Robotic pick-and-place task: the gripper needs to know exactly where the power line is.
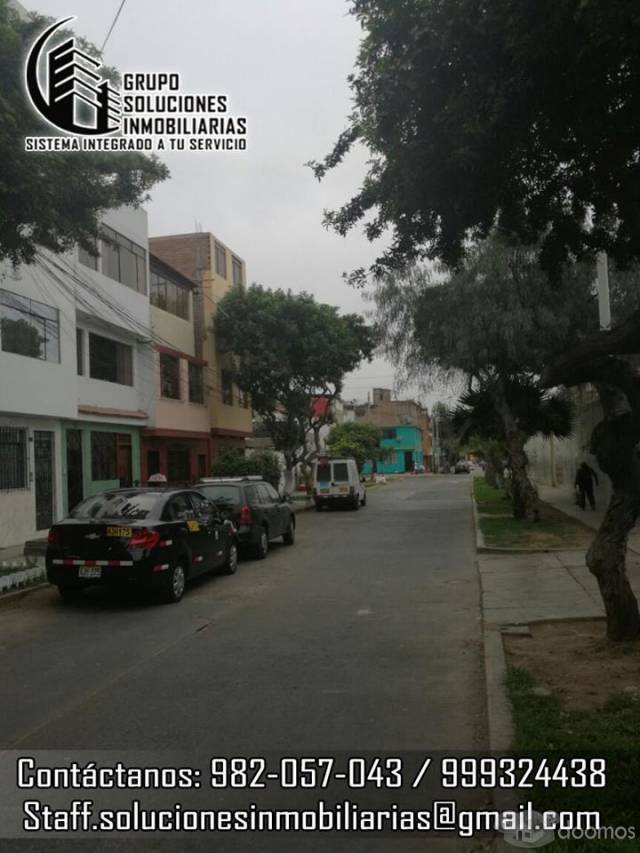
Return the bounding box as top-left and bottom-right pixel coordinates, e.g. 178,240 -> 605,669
100,0 -> 127,53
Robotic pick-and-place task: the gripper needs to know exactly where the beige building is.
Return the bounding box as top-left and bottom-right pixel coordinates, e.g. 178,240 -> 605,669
149,232 -> 253,458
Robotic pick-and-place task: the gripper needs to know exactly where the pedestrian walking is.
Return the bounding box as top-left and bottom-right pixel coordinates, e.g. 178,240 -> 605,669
575,461 -> 598,510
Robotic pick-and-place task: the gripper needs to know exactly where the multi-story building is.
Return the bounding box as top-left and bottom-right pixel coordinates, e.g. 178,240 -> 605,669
0,207 -> 154,548
140,253 -> 211,483
356,388 -> 432,473
149,232 -> 253,459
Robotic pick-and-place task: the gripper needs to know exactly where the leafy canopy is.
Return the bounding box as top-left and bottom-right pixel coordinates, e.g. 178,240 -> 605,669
310,0 -> 640,280
0,1 -> 168,265
209,448 -> 282,490
215,285 -> 375,464
326,421 -> 390,472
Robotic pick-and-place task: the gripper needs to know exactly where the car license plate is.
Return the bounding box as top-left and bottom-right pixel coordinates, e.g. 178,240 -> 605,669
106,526 -> 132,538
338,486 -> 349,493
78,566 -> 101,579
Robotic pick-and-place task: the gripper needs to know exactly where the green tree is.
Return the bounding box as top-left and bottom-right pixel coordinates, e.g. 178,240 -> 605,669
210,448 -> 282,490
215,285 -> 375,485
451,381 -> 574,515
326,421 -> 391,474
310,0 -> 640,281
0,2 -> 168,265
374,234 -> 594,519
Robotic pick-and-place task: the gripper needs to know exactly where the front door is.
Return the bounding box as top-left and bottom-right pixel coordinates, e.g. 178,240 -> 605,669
404,450 -> 414,472
117,434 -> 132,487
34,430 -> 55,530
66,429 -> 83,514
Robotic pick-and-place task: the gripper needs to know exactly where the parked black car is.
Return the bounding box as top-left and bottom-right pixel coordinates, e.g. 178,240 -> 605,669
46,488 -> 238,604
195,477 -> 295,559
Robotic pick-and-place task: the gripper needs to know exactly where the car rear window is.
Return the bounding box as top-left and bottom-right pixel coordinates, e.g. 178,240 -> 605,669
70,492 -> 163,520
316,463 -> 331,482
198,485 -> 242,507
332,462 -> 349,482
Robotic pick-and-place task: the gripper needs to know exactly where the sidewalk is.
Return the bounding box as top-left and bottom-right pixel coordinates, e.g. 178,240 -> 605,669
537,482 -> 640,556
480,484 -> 640,626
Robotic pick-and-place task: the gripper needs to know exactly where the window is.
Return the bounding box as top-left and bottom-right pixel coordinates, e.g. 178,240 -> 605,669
76,329 -> 84,375
238,388 -> 250,409
100,225 -> 147,294
264,483 -> 280,502
215,241 -> 227,278
188,362 -> 204,403
71,491 -> 163,520
91,432 -> 117,480
0,290 -> 59,363
221,369 -> 234,405
89,333 -> 133,385
198,484 -> 242,509
150,270 -> 190,320
168,447 -> 190,482
257,484 -> 271,504
78,240 -> 99,271
160,353 -> 181,399
189,492 -> 215,519
164,492 -> 192,521
245,485 -> 261,507
0,427 -> 27,490
232,256 -> 243,287
316,462 -> 331,483
382,428 -> 397,440
332,462 -> 349,482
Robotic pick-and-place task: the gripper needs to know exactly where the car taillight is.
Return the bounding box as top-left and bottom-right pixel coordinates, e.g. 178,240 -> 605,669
239,505 -> 252,525
129,528 -> 161,549
47,527 -> 60,545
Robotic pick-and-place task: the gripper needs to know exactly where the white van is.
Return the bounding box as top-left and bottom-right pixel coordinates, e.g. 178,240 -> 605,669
312,457 -> 366,511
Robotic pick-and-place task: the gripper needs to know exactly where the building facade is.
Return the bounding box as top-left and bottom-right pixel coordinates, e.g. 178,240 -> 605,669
141,253 -> 212,483
0,207 -> 154,548
149,232 -> 253,459
356,388 -> 431,473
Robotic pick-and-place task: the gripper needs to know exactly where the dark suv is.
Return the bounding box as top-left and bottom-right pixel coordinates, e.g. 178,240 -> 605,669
195,477 -> 295,559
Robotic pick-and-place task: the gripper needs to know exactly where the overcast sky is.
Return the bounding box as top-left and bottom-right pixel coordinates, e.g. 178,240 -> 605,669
28,0 -> 457,409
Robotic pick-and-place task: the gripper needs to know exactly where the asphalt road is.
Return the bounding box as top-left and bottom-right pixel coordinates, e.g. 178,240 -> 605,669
0,475 -> 488,852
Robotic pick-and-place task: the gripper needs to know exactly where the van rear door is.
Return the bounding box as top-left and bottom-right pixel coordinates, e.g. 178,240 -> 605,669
330,461 -> 351,497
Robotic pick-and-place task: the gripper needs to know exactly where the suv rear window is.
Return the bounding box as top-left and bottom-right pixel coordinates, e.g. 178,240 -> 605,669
198,485 -> 242,508
332,462 -> 349,482
316,463 -> 331,482
71,491 -> 163,520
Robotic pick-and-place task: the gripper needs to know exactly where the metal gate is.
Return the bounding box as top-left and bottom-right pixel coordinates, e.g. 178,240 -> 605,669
34,430 -> 55,530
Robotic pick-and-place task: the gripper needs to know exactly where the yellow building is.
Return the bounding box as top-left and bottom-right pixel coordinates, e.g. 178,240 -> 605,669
149,232 -> 253,458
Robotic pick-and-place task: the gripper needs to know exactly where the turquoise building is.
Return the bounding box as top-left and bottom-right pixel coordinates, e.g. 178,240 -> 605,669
363,425 -> 424,474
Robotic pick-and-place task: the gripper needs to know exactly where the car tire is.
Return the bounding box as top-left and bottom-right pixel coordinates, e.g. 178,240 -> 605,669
254,527 -> 269,560
361,492 -> 367,507
221,542 -> 238,575
351,495 -> 360,511
282,518 -> 295,545
57,585 -> 82,603
161,562 -> 186,603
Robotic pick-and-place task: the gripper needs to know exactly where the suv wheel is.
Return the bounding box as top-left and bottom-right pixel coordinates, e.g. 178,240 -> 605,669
161,563 -> 186,603
351,495 -> 360,511
283,518 -> 295,545
222,542 -> 238,575
254,528 -> 269,560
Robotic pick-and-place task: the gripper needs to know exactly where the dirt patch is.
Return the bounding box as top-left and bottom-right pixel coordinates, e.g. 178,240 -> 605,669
504,619 -> 640,710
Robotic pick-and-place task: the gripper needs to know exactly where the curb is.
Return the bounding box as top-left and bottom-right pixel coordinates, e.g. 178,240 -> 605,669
0,582 -> 49,609
483,626 -> 515,753
477,545 -> 585,555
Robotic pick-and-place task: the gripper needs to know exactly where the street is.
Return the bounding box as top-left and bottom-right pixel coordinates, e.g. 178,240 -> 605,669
0,476 -> 487,851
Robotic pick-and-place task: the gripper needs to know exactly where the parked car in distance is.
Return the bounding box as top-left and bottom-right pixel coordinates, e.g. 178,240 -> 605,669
195,477 -> 295,560
46,488 -> 238,604
454,460 -> 471,474
312,457 -> 366,511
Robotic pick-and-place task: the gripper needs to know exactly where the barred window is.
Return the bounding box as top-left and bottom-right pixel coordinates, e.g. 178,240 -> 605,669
0,427 -> 28,490
0,290 -> 60,363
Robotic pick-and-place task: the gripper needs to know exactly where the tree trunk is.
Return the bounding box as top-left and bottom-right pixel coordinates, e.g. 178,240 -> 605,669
493,380 -> 539,521
585,380 -> 640,641
586,490 -> 640,641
